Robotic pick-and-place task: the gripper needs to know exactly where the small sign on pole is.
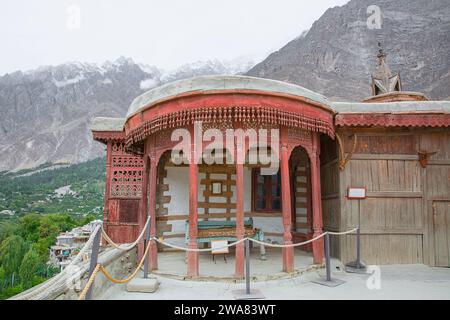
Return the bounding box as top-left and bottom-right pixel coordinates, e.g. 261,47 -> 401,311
211,240 -> 229,254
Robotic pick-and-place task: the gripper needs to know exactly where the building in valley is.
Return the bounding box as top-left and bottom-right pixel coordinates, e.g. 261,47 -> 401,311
91,50 -> 450,277
49,220 -> 102,270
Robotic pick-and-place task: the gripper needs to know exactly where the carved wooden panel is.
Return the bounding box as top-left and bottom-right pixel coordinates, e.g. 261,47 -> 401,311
110,141 -> 144,198
288,127 -> 312,152
118,199 -> 140,223
349,135 -> 416,154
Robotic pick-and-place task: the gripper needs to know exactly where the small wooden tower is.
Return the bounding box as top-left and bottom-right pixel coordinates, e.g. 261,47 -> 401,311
371,43 -> 402,95
363,44 -> 428,103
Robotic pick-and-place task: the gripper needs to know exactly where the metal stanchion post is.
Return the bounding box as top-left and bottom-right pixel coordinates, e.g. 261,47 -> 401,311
245,238 -> 250,295
127,218 -> 160,294
345,226 -> 366,273
86,227 -> 101,300
356,227 -> 361,270
311,232 -> 345,287
325,233 -> 331,282
232,238 -> 264,300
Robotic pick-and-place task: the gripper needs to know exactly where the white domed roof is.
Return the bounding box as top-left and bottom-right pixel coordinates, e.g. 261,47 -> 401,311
126,75 -> 331,119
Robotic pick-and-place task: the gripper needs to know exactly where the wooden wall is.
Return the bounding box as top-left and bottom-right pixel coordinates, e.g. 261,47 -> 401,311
320,135 -> 341,258
334,128 -> 450,266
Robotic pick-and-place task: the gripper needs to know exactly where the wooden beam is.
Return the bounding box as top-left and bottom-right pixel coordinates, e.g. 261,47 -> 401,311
351,154 -> 418,161
155,211 -> 284,221
366,191 -> 423,198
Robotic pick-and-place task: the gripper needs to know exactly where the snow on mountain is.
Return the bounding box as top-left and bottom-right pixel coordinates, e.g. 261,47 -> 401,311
0,56 -> 256,171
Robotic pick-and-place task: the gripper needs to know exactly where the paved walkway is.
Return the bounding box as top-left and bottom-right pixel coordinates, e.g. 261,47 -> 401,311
100,264 -> 450,300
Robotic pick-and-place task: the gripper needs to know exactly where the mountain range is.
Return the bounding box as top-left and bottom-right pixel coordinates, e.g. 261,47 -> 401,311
247,0 -> 450,101
1,0 -> 449,171
0,57 -> 256,171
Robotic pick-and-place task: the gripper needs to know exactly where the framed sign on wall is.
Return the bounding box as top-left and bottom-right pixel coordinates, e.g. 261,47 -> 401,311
347,187 -> 367,199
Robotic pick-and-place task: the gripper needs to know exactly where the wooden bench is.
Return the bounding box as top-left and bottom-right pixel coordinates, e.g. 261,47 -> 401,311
185,218 -> 266,260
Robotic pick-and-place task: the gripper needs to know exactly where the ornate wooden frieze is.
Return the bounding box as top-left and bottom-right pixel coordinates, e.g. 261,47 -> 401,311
335,113 -> 450,128
126,106 -> 335,150
92,131 -> 125,143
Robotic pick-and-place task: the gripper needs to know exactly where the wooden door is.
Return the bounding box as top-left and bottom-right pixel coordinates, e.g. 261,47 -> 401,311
433,201 -> 450,267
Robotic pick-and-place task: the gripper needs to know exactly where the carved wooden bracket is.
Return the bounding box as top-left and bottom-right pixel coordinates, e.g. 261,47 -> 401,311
335,132 -> 358,171
417,150 -> 437,168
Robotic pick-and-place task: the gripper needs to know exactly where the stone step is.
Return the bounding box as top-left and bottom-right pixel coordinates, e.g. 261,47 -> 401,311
126,277 -> 160,293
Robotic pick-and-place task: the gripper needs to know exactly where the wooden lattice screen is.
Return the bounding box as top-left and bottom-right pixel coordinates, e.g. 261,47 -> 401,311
110,141 -> 144,198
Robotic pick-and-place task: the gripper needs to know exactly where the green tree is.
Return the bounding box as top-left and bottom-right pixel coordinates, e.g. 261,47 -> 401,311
18,213 -> 41,242
0,235 -> 28,286
19,248 -> 41,289
0,221 -> 17,243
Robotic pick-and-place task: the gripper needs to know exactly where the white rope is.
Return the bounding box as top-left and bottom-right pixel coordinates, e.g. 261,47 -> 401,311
102,216 -> 151,251
248,231 -> 327,248
153,237 -> 247,252
13,224 -> 359,300
152,227 -> 359,251
327,228 -> 358,235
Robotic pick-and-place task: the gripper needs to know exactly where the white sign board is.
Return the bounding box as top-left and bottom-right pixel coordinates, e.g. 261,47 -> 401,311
211,240 -> 229,254
347,187 -> 366,199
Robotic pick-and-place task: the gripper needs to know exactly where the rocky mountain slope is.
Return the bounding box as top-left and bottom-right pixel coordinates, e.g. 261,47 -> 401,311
247,0 -> 450,101
0,57 -> 255,171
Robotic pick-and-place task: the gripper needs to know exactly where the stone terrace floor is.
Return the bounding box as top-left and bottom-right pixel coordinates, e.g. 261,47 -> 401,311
100,264 -> 450,300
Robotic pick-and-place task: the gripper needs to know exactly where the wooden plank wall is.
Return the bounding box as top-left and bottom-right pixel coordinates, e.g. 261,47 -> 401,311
337,128 -> 450,266
320,135 -> 341,258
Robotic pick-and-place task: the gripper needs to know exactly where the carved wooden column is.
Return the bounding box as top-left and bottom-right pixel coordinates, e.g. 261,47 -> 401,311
310,132 -> 324,264
235,139 -> 245,278
280,127 -> 294,272
103,141 -> 112,237
137,153 -> 149,260
187,134 -> 199,277
148,153 -> 158,270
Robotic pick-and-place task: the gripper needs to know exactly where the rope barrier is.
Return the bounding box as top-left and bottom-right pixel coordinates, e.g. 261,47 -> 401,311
101,216 -> 151,251
78,264 -> 101,300
248,232 -> 327,248
24,224 -> 360,300
98,239 -> 152,284
327,227 -> 358,235
78,237 -> 153,299
153,237 -> 247,252
151,228 -> 359,251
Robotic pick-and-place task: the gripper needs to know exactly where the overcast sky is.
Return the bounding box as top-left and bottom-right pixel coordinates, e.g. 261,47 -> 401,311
0,0 -> 349,75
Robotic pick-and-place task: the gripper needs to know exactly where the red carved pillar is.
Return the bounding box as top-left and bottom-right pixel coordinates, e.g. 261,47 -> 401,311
187,136 -> 199,277
233,121 -> 245,278
103,141 -> 112,239
235,148 -> 245,278
310,132 -> 324,264
148,155 -> 158,270
280,127 -> 294,272
137,154 -> 149,260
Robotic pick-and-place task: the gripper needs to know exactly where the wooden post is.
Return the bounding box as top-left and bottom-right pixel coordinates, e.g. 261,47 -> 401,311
280,128 -> 294,272
103,142 -> 112,238
187,138 -> 199,277
137,155 -> 149,260
86,225 -> 101,300
148,155 -> 158,270
310,132 -> 324,264
235,157 -> 245,278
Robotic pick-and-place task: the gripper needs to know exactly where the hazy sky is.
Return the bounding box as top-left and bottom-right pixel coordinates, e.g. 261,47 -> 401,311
0,0 -> 349,75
